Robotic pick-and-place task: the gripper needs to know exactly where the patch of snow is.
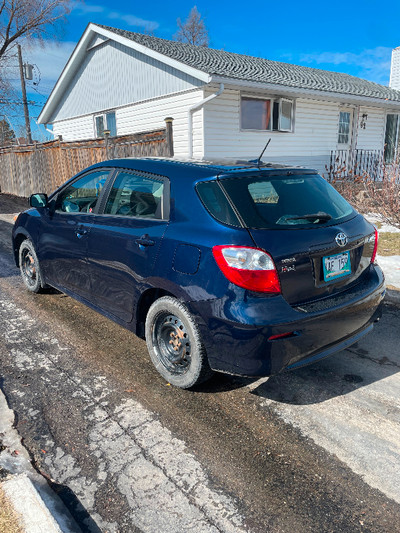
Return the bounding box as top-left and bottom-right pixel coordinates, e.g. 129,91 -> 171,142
377,255 -> 400,288
364,213 -> 400,233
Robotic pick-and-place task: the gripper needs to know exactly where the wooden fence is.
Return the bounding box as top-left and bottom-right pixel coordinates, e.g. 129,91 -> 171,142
0,127 -> 173,197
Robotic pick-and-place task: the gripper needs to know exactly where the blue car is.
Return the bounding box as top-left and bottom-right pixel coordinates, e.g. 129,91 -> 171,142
12,158 -> 385,388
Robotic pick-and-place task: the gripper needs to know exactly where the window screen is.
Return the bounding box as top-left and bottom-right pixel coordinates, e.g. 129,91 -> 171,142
384,114 -> 399,163
95,116 -> 104,138
106,112 -> 117,136
338,111 -> 351,144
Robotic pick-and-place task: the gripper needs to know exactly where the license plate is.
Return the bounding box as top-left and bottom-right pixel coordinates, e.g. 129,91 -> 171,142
323,251 -> 351,281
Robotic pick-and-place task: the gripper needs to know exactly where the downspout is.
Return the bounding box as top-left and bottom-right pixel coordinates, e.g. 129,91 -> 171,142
39,121 -> 56,138
188,83 -> 224,159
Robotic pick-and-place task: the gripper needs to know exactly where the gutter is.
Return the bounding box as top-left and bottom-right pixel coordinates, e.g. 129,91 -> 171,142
210,76 -> 400,109
188,83 -> 224,159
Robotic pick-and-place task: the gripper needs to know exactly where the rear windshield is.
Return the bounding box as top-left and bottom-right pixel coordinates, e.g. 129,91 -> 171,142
196,174 -> 355,229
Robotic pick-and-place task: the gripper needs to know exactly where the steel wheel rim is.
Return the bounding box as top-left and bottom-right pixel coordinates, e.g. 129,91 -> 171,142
21,249 -> 37,287
153,313 -> 192,375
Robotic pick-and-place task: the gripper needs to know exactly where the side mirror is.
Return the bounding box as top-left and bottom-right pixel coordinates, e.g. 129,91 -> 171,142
30,193 -> 48,208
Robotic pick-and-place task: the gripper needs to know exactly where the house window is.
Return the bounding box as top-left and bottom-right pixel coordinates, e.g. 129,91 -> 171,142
241,97 -> 293,132
338,111 -> 351,144
384,114 -> 399,163
95,111 -> 117,137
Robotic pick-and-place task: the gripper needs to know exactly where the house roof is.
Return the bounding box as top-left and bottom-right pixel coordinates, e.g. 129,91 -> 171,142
98,24 -> 400,102
39,22 -> 400,125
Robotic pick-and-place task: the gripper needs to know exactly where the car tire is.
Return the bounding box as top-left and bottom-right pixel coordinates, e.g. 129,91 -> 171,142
145,296 -> 213,388
19,240 -> 45,293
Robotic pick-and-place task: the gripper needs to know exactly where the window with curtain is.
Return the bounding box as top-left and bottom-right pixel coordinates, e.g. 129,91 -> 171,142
241,97 -> 293,132
338,111 -> 351,144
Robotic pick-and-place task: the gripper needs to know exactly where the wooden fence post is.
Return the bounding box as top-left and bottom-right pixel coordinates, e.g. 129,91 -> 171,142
104,130 -> 110,159
164,117 -> 174,157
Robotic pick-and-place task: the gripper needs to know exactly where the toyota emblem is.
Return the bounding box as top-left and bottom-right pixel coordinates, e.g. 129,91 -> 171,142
335,232 -> 348,247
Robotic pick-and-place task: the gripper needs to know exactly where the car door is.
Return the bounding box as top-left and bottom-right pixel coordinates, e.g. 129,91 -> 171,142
37,169 -> 111,298
87,169 -> 170,323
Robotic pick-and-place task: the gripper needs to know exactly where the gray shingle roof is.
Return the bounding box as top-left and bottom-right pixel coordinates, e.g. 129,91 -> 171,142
98,24 -> 400,102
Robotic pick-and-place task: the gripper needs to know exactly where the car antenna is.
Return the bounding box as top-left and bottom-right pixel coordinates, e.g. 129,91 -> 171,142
249,138 -> 271,167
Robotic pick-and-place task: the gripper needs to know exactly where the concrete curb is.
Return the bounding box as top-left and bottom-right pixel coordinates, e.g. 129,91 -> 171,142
0,389 -> 81,533
2,474 -> 65,533
386,288 -> 400,307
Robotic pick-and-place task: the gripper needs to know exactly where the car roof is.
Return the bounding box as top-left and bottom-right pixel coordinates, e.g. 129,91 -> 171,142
89,157 -> 318,183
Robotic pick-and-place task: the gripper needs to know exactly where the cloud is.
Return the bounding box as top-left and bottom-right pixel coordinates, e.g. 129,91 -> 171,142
25,40 -> 76,83
72,2 -> 159,31
5,40 -> 76,98
297,47 -> 393,85
71,2 -> 105,14
107,11 -> 159,31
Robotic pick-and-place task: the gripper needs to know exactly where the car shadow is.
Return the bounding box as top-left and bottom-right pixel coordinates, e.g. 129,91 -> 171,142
197,306 -> 400,404
0,218 -> 18,278
47,480 -> 103,533
250,352 -> 398,405
0,193 -> 29,215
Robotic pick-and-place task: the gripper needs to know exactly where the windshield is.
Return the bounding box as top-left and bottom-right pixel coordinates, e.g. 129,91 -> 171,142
197,174 -> 355,229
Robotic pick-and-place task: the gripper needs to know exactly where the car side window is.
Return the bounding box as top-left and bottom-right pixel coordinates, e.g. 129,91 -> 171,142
55,171 -> 109,213
104,171 -> 164,219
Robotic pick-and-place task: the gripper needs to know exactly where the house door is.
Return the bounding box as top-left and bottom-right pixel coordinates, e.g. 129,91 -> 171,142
337,108 -> 354,149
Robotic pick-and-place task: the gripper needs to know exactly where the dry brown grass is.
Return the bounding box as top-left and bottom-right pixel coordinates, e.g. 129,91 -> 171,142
378,232 -> 400,256
0,485 -> 24,533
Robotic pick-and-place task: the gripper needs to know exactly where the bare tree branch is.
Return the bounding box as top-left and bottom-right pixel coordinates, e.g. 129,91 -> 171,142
174,6 -> 209,47
0,0 -> 71,59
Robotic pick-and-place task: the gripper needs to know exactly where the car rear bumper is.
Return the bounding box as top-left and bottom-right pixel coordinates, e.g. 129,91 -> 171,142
189,264 -> 386,377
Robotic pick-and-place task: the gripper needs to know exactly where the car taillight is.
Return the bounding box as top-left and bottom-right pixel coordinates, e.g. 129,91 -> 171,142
371,228 -> 379,264
212,245 -> 281,294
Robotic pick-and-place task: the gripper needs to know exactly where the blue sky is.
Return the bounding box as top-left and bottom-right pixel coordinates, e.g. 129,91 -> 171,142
7,0 -> 400,139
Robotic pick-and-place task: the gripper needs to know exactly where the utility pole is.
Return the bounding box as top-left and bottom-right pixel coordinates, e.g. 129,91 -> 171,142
18,44 -> 32,144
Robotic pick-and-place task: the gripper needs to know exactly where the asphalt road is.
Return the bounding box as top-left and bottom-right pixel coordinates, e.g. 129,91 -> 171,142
1,194 -> 400,533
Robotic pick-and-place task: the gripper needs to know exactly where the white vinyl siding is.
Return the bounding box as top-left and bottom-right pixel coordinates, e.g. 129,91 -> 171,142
356,106 -> 386,150
52,89 -> 205,158
52,115 -> 95,141
51,85 -> 389,167
203,90 -> 388,174
116,89 -> 205,158
49,36 -> 204,123
203,90 -> 340,174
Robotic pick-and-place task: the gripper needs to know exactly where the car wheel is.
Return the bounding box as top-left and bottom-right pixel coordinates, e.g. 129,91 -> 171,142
19,240 -> 44,293
145,296 -> 213,388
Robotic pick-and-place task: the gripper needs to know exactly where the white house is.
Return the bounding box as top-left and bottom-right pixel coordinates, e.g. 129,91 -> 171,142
38,23 -> 400,174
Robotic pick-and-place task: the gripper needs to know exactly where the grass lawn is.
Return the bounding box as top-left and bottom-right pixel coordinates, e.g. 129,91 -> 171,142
370,221 -> 400,256
378,232 -> 400,256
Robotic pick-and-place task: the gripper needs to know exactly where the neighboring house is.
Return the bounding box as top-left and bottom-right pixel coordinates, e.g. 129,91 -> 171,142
38,23 -> 400,174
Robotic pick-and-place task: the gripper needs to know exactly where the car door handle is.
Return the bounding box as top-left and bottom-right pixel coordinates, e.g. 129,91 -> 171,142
135,235 -> 155,247
75,227 -> 88,239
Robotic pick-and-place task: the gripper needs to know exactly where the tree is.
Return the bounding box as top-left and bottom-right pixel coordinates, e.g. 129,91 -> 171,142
0,0 -> 71,138
174,6 -> 209,47
0,118 -> 16,145
0,0 -> 71,61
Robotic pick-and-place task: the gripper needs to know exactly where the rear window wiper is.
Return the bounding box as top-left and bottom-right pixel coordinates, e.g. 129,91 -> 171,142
285,212 -> 332,222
